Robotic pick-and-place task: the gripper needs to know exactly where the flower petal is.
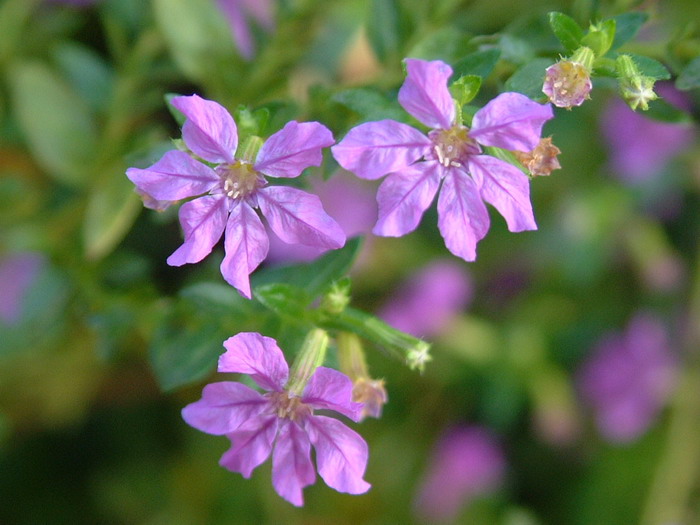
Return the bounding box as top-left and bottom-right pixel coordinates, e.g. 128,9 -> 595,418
257,186 -> 346,250
470,92 -> 554,151
437,170 -> 490,261
172,94 -> 237,164
272,420 -> 316,506
469,155 -> 537,232
398,59 -> 455,130
373,162 -> 442,237
302,367 -> 363,422
219,332 -> 289,391
167,195 -> 228,266
181,381 -> 268,435
331,120 -> 431,180
305,415 -> 371,495
220,202 -> 269,299
220,415 -> 278,477
254,121 -> 334,178
126,150 -> 220,201
216,0 -> 255,60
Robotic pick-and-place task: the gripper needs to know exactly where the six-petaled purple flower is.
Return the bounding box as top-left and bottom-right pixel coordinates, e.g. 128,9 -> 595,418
332,58 -> 554,261
182,332 -> 371,506
126,94 -> 345,298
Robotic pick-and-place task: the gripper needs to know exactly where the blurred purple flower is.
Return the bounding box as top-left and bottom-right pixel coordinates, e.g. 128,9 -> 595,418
602,84 -> 696,182
126,94 -> 344,298
379,260 -> 472,338
414,425 -> 506,523
578,313 -> 677,443
216,0 -> 274,60
333,59 -> 553,261
0,252 -> 44,324
266,171 -> 377,264
182,332 -> 371,506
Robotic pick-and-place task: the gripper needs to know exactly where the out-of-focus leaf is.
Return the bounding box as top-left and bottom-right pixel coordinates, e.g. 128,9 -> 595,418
366,0 -> 400,63
452,49 -> 501,80
153,0 -> 236,83
52,42 -> 114,113
254,283 -> 312,321
626,53 -> 671,80
149,317 -> 229,391
548,12 -> 584,53
333,88 -> 405,121
450,75 -> 482,107
252,237 -> 363,299
611,12 -> 648,50
9,61 -> 97,186
180,282 -> 252,317
406,27 -> 471,63
83,162 -> 141,260
676,56 -> 700,90
504,58 -> 551,99
0,0 -> 40,63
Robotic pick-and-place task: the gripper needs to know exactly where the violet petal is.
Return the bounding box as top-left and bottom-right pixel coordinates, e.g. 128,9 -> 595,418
302,367 -> 363,422
166,195 -> 228,266
220,415 -> 278,477
398,59 -> 455,130
255,121 -> 334,178
219,332 -> 289,392
271,420 -> 316,506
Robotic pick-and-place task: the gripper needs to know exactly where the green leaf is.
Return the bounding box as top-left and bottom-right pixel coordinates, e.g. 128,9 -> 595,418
254,283 -> 312,321
626,53 -> 671,80
406,27 -> 472,63
333,88 -> 405,121
452,49 -> 501,80
83,162 -> 141,260
611,12 -> 649,50
0,0 -> 40,64
450,75 -> 482,106
366,0 -> 400,63
676,56 -> 700,91
252,237 -> 363,299
504,58 -> 551,99
149,317 -> 228,391
153,0 -> 236,83
9,61 -> 97,186
548,12 -> 584,53
581,19 -> 616,57
52,42 -> 114,113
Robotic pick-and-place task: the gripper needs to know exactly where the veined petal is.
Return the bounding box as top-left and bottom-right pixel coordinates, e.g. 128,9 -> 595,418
167,195 -> 228,266
220,415 -> 278,478
331,120 -> 431,180
398,59 -> 455,130
272,420 -> 316,507
305,415 -> 371,495
172,94 -> 238,164
469,156 -> 537,232
181,382 -> 268,435
437,170 -> 490,261
470,92 -> 554,151
257,186 -> 345,250
373,162 -> 442,237
219,332 -> 289,392
126,150 -> 219,201
220,202 -> 269,299
302,367 -> 363,422
255,121 -> 334,178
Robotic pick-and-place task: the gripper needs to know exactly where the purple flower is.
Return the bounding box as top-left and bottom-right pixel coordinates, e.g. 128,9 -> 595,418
126,94 -> 344,298
0,252 -> 44,324
216,0 -> 274,60
578,313 -> 677,443
182,332 -> 371,506
379,259 -> 472,338
414,425 -> 506,523
602,84 -> 696,182
332,59 -> 553,261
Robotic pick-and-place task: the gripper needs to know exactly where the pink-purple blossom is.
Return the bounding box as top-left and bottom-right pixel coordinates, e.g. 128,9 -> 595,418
126,94 -> 344,298
578,313 -> 677,443
216,0 -> 274,60
332,59 -> 554,261
181,332 -> 371,506
542,60 -> 592,108
379,259 -> 472,338
414,425 -> 506,523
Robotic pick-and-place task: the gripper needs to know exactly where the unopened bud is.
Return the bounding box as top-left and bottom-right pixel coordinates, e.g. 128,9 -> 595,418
286,328 -> 329,396
337,332 -> 388,420
616,55 -> 658,111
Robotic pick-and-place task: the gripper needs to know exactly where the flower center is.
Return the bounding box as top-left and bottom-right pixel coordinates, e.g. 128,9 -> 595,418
217,161 -> 265,200
268,391 -> 313,422
428,126 -> 481,168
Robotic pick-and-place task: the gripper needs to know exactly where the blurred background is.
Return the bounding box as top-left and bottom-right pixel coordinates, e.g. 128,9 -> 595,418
1,0 -> 699,523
